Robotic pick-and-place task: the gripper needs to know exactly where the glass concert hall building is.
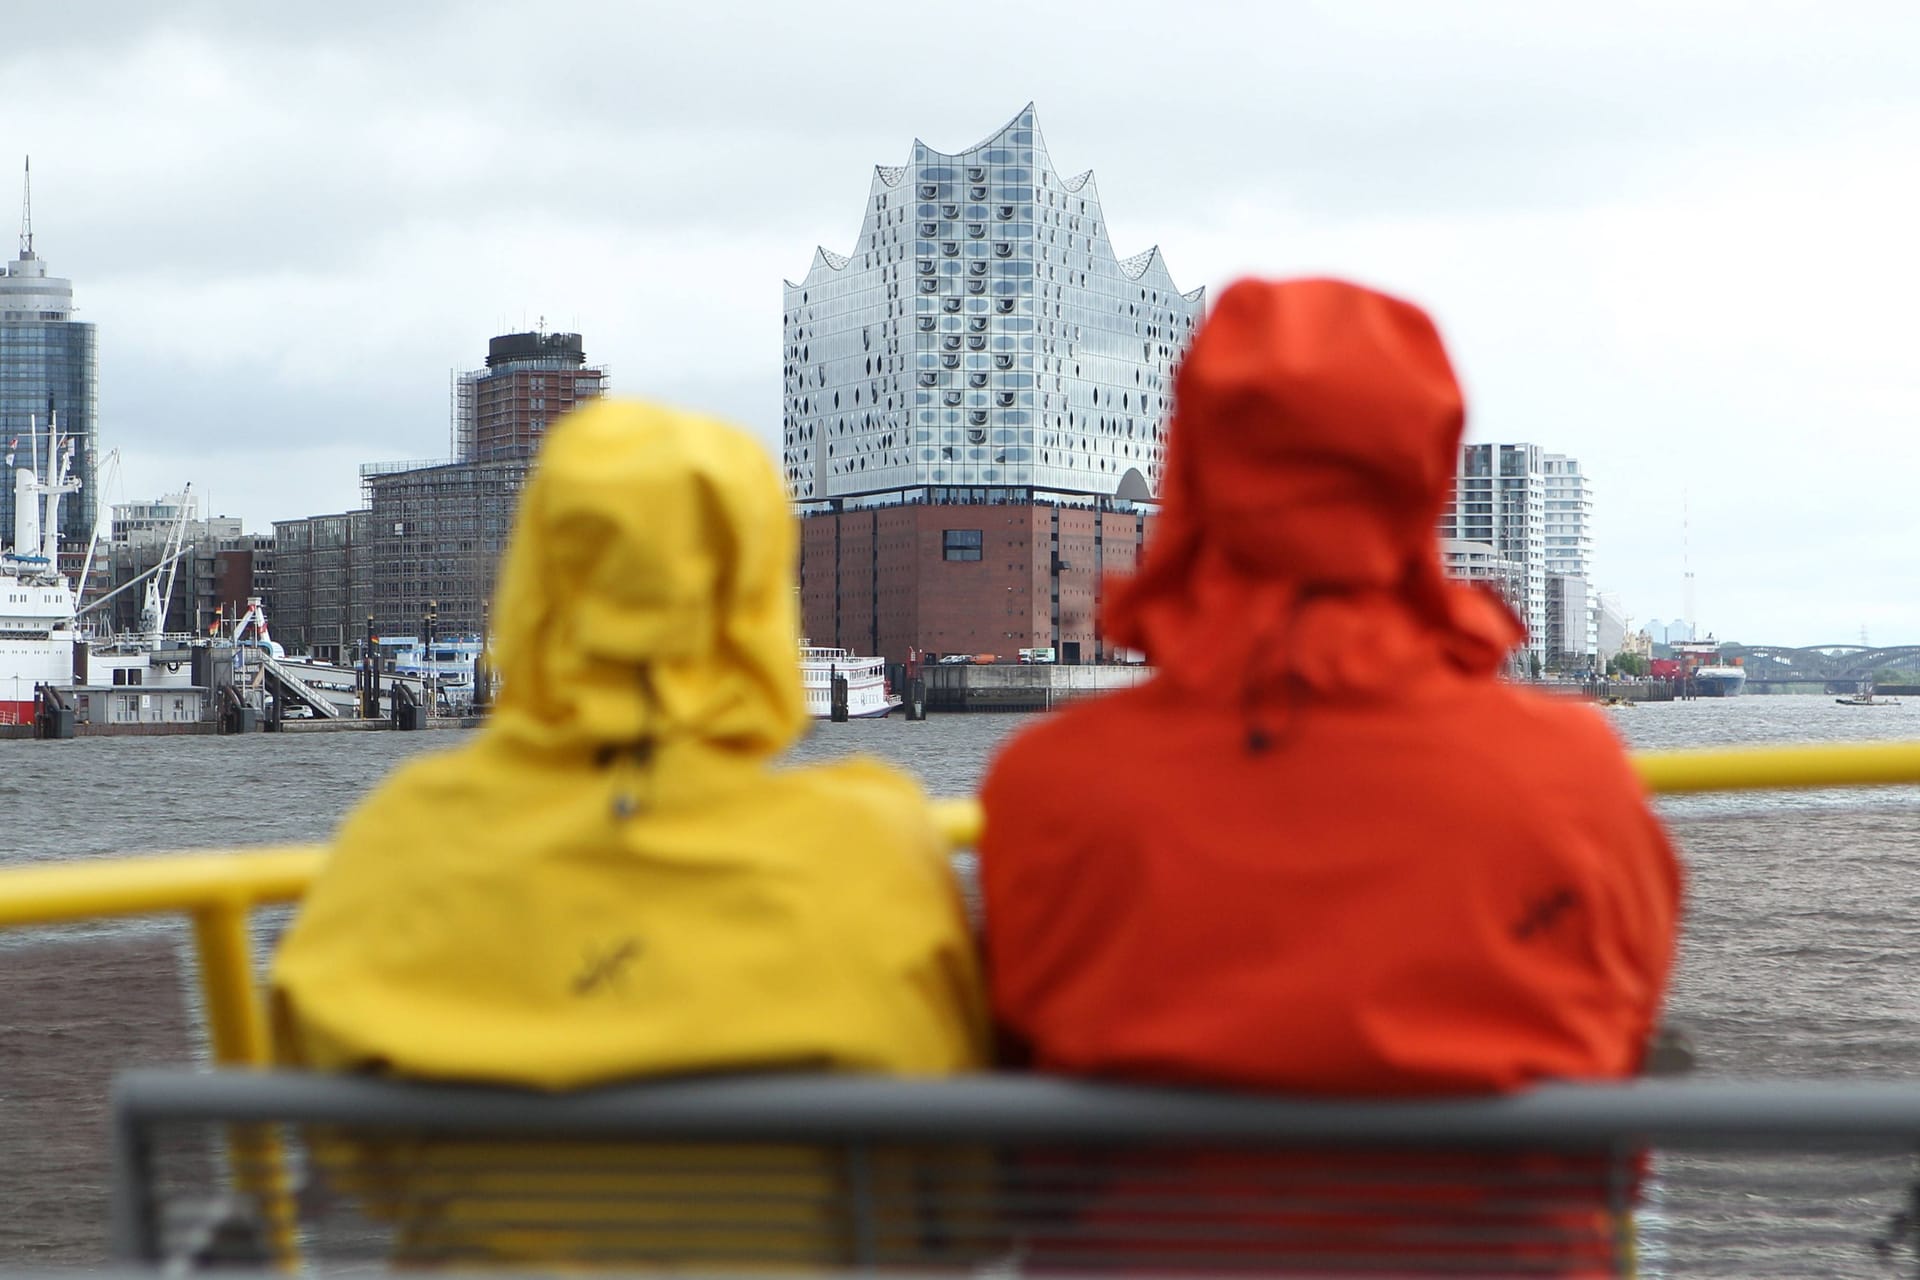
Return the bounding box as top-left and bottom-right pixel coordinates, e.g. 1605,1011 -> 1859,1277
784,105 -> 1203,663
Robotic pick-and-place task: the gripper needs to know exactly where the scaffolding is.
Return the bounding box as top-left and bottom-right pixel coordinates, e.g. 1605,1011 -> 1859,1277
449,368 -> 478,461
360,458 -> 530,641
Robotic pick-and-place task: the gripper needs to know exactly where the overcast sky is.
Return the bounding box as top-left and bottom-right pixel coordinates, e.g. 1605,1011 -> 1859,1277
4,1 -> 1915,646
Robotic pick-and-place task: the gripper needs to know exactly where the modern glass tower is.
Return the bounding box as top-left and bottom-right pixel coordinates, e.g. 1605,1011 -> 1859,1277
784,105 -> 1204,512
0,161 -> 97,546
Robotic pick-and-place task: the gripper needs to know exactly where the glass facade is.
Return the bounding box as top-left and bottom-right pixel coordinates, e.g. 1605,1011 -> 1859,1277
783,105 -> 1203,510
0,248 -> 98,547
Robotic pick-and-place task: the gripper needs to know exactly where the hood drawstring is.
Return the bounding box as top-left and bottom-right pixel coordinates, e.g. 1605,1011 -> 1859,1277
599,665 -> 661,820
1239,587 -> 1304,756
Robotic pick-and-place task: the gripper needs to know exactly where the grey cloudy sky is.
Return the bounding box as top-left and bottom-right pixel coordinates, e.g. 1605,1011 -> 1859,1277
4,1 -> 1915,646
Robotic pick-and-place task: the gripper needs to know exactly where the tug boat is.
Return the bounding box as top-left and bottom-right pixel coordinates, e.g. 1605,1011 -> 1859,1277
799,642 -> 899,719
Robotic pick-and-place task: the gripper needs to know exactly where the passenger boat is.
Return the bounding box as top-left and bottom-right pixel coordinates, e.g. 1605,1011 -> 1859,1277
799,641 -> 899,718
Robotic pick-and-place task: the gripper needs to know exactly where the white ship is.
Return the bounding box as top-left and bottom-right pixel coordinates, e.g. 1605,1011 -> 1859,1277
0,417 -> 80,724
800,643 -> 899,719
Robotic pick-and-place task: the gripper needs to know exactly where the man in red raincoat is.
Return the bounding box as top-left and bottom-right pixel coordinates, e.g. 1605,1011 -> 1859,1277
979,278 -> 1683,1271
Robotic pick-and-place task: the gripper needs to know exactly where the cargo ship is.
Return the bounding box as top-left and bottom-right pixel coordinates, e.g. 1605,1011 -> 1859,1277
0,418 -> 80,724
1675,640 -> 1745,697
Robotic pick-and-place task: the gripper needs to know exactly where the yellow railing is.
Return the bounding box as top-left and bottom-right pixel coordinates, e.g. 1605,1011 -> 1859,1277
5,741 -> 1920,1075
4,738 -> 1919,1268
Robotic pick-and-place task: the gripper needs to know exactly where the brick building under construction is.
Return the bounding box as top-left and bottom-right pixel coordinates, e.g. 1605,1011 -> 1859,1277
267,330 -> 605,655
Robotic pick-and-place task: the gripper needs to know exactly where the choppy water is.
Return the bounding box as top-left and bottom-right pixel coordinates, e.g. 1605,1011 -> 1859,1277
4,696 -> 1920,1271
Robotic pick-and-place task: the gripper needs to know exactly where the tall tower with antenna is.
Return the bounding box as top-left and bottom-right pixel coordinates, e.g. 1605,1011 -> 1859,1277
17,155 -> 31,260
1,157 -> 98,547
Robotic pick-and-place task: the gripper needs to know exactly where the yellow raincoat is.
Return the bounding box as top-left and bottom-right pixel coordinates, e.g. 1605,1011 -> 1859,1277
268,402 -> 990,1264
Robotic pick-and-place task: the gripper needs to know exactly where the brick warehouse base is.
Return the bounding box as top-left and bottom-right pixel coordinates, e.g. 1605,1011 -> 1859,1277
798,502 -> 1154,665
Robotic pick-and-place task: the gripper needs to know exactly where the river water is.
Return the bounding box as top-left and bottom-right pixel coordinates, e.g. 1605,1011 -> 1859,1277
4,695 -> 1920,1272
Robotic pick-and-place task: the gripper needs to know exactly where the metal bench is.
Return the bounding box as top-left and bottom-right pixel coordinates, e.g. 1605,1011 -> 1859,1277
111,1069 -> 1920,1275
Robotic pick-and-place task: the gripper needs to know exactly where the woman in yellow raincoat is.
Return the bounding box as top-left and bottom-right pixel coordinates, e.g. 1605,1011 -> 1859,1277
270,401 -> 989,1264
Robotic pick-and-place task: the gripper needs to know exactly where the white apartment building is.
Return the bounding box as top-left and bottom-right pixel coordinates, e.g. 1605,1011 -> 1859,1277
1543,453 -> 1597,664
1439,443 -> 1548,670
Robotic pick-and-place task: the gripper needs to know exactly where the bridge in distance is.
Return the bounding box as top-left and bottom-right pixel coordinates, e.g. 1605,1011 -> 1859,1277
1723,643 -> 1920,691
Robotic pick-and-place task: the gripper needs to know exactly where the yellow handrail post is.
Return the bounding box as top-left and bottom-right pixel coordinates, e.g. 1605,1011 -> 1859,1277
190,900 -> 271,1068
190,900 -> 298,1268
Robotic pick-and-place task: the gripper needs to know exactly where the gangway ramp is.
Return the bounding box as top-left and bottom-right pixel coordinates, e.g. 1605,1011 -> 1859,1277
260,657 -> 346,719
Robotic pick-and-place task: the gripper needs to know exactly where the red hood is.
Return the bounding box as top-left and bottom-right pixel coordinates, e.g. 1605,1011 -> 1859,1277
1107,278 -> 1522,701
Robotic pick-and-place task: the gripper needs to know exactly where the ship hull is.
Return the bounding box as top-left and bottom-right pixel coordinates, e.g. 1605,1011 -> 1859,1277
1693,671 -> 1747,697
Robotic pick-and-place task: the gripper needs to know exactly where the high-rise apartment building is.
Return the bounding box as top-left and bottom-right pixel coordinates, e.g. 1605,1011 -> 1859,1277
1439,443 -> 1548,670
1542,453 -> 1596,663
275,326 -> 605,656
451,330 -> 608,463
0,161 -> 97,545
785,106 -> 1203,661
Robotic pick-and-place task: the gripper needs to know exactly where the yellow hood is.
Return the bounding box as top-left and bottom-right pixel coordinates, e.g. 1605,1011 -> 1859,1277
489,399 -> 806,757
271,402 -> 986,1088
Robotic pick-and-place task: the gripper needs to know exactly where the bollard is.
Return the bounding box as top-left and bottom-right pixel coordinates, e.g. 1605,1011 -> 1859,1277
34,686 -> 75,740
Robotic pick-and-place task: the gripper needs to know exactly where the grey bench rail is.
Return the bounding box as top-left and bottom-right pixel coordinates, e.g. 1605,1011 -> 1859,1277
110,1070 -> 1920,1275
110,1068 -> 1920,1146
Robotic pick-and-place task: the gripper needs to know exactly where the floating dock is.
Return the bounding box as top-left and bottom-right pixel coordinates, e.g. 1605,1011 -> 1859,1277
923,664 -> 1152,713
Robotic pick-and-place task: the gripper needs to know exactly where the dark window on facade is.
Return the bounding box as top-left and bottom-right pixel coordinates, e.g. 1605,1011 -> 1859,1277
944,529 -> 983,561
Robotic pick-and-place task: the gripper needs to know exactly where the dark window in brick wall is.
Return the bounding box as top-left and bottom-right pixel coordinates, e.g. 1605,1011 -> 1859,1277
943,529 -> 983,562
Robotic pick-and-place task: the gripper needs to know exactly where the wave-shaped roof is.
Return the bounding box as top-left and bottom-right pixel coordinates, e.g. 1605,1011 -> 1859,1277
787,104 -> 1199,302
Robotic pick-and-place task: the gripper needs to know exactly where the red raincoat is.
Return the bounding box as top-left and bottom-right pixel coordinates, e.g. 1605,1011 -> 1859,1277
979,278 -> 1682,1271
